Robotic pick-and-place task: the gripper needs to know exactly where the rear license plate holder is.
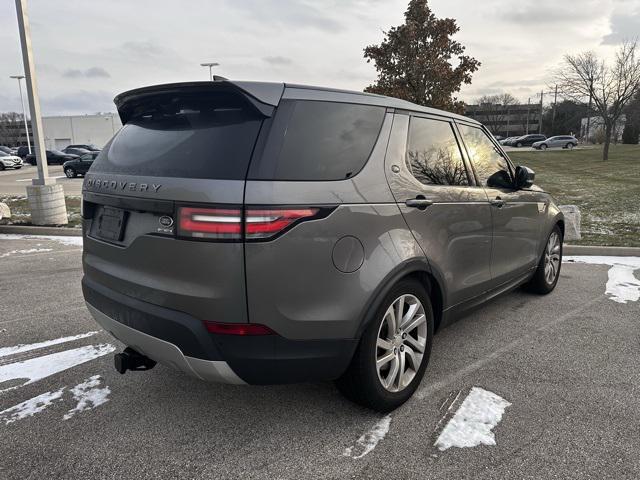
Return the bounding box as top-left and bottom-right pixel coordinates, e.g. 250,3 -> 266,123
96,206 -> 127,242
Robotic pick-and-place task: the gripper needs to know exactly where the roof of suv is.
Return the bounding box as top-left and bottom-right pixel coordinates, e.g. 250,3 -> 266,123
114,80 -> 480,126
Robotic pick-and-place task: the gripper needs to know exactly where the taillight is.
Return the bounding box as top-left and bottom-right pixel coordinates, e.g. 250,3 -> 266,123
203,321 -> 275,335
245,208 -> 318,240
178,207 -> 242,240
177,206 -> 322,241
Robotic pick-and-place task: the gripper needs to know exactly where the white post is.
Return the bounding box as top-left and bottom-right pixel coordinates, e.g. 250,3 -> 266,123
15,0 -> 67,225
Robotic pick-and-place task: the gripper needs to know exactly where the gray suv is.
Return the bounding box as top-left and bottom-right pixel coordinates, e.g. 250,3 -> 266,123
82,81 -> 564,412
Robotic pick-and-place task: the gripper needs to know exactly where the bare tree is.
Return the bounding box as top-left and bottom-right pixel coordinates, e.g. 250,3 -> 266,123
0,112 -> 26,146
553,41 -> 640,160
472,93 -> 518,135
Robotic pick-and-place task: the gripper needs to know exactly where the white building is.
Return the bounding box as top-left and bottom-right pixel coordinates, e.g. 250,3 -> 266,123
42,113 -> 122,150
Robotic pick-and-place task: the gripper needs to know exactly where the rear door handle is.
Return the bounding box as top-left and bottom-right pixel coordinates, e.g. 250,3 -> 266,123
405,197 -> 433,210
490,198 -> 506,208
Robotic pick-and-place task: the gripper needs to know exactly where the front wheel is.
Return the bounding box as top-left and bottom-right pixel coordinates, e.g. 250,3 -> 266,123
540,144 -> 548,150
525,225 -> 563,294
64,167 -> 76,178
336,278 -> 434,412
516,142 -> 523,148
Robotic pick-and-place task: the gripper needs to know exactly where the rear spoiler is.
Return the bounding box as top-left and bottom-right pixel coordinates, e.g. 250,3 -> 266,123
114,81 -> 284,124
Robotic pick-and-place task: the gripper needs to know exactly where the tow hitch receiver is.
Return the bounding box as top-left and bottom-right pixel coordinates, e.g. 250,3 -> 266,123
114,347 -> 157,374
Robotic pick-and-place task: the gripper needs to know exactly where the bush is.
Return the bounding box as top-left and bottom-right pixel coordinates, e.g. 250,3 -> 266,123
622,123 -> 639,144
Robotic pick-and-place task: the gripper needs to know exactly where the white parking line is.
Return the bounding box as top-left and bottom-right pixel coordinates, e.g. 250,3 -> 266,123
16,175 -> 67,182
343,415 -> 392,459
0,331 -> 98,358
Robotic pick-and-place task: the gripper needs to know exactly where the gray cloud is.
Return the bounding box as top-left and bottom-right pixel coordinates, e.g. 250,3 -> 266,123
62,67 -> 110,79
602,12 -> 640,44
263,56 -> 293,66
501,1 -> 600,24
41,90 -> 116,115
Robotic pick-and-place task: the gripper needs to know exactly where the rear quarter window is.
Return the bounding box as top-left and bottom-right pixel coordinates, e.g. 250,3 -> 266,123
249,100 -> 386,181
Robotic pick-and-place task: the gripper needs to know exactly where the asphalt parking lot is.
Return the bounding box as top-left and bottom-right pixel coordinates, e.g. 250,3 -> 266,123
0,164 -> 83,196
1,235 -> 639,479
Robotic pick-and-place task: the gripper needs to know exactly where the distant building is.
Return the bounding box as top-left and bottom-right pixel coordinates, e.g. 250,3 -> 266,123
0,113 -> 122,149
464,103 -> 541,137
580,115 -> 626,142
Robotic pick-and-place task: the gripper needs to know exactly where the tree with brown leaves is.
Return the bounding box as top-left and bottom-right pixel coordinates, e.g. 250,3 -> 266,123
363,0 -> 480,114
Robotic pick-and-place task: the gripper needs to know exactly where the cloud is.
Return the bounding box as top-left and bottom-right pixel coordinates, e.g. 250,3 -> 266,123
41,90 -> 116,115
501,1 -> 601,24
602,11 -> 640,44
62,67 -> 110,79
263,56 -> 293,66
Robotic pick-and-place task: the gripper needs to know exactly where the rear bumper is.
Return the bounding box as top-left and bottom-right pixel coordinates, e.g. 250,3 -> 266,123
82,276 -> 357,385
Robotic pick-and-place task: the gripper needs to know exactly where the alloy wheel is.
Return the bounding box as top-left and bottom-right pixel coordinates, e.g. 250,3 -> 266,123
376,294 -> 427,392
544,232 -> 561,284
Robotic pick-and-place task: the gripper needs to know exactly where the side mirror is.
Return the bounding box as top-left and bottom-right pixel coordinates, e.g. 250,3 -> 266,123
515,165 -> 535,189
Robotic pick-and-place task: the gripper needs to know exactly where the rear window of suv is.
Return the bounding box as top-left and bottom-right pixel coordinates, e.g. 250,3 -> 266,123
249,100 -> 386,181
91,91 -> 266,180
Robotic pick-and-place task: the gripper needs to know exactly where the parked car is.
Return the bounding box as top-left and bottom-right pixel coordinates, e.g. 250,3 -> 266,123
82,81 -> 564,412
500,136 -> 519,146
63,151 -> 99,177
62,147 -> 91,156
512,134 -> 546,147
0,151 -> 23,170
16,146 -> 31,159
25,149 -> 79,165
532,136 -> 578,150
66,143 -> 101,152
493,135 -> 505,142
0,146 -> 13,154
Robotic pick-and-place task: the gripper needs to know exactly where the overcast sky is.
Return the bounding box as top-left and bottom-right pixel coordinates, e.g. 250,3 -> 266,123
1,0 -> 639,115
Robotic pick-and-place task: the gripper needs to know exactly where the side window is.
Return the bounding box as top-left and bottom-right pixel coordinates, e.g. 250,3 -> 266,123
250,100 -> 386,181
458,124 -> 513,189
406,117 -> 469,186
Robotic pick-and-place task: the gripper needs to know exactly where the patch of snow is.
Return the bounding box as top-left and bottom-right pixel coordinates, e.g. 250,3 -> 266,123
0,344 -> 115,394
0,388 -> 65,425
0,234 -> 82,247
0,248 -> 52,258
0,331 -> 98,358
63,375 -> 110,420
343,415 -> 392,459
564,256 -> 640,303
434,387 -> 511,451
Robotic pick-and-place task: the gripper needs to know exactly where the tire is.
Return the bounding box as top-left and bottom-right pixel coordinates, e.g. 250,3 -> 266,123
336,278 -> 434,412
0,164 -> 5,171
516,142 -> 523,148
540,144 -> 548,150
566,143 -> 575,150
524,225 -> 563,294
64,167 -> 76,178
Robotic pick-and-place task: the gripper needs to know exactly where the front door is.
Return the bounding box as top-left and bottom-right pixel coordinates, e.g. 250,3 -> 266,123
456,123 -> 541,287
385,114 -> 493,308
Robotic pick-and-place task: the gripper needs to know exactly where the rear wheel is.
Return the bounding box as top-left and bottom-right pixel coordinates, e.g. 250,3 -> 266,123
566,142 -> 575,149
516,142 -> 523,148
0,164 -> 5,171
64,167 -> 76,178
336,278 -> 434,412
525,225 -> 563,294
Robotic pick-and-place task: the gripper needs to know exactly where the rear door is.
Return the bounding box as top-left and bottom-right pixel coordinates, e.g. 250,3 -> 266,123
82,83 -> 278,324
385,114 -> 493,308
456,122 -> 541,286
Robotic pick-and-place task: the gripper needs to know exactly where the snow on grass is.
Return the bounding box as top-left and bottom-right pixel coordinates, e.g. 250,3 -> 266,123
0,344 -> 115,394
0,388 -> 65,425
434,387 -> 511,451
0,233 -> 82,247
343,415 -> 392,459
63,375 -> 110,420
0,248 -> 52,258
564,256 -> 640,303
0,331 -> 98,358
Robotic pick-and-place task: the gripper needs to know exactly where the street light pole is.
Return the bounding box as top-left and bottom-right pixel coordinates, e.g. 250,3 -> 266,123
14,0 -> 49,184
9,75 -> 31,153
200,62 -> 220,81
14,0 -> 67,225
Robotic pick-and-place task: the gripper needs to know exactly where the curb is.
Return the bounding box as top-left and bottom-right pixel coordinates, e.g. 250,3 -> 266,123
563,244 -> 640,257
0,225 -> 82,236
